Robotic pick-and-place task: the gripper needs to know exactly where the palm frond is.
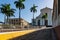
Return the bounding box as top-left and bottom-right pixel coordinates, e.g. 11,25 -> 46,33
1,4 -> 6,8
42,13 -> 47,19
19,0 -> 25,2
21,3 -> 25,9
30,4 -> 37,13
30,7 -> 33,12
14,1 -> 18,4
6,4 -> 10,9
14,0 -> 25,9
0,4 -> 15,17
22,0 -> 25,2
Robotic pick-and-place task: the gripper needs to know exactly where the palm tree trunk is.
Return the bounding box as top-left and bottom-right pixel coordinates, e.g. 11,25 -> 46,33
7,16 -> 8,24
4,15 -> 6,24
19,8 -> 21,26
33,13 -> 34,26
7,16 -> 10,27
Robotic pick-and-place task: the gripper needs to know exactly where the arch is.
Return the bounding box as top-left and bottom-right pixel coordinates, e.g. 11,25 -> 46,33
38,20 -> 40,26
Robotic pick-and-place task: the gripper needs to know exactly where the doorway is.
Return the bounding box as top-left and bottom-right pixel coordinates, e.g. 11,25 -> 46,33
45,20 -> 48,26
38,20 -> 40,26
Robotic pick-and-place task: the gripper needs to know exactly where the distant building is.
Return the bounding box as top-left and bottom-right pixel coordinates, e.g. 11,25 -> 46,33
33,7 -> 53,26
6,18 -> 29,28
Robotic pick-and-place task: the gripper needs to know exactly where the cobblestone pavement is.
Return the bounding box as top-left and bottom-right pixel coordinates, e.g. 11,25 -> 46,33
10,28 -> 56,40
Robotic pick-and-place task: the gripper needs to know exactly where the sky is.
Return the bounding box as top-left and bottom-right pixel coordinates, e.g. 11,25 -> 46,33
0,0 -> 54,23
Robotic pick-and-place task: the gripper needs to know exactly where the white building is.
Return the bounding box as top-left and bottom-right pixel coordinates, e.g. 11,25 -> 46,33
34,7 -> 53,27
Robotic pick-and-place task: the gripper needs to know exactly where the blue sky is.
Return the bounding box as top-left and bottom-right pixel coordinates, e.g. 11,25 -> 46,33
0,0 -> 54,23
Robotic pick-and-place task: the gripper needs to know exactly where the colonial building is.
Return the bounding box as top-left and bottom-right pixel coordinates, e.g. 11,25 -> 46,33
33,7 -> 53,26
6,18 -> 29,28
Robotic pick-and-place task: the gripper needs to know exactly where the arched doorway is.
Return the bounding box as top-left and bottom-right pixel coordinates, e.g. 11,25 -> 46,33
38,20 -> 40,26
45,20 -> 48,26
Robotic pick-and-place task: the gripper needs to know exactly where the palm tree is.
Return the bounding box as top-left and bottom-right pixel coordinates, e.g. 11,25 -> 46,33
42,14 -> 45,26
14,0 -> 25,25
0,4 -> 15,24
0,4 -> 8,24
6,9 -> 15,23
43,13 -> 47,20
42,13 -> 47,26
30,4 -> 37,26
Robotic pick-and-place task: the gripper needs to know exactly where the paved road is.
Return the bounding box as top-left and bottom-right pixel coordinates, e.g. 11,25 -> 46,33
10,28 -> 57,40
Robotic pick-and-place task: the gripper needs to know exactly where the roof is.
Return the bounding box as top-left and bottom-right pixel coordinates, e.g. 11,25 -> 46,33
8,18 -> 23,20
40,7 -> 52,11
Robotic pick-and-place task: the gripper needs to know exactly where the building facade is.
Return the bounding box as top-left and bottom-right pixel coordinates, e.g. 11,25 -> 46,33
53,0 -> 60,40
34,7 -> 53,26
52,0 -> 58,27
6,18 -> 29,28
52,0 -> 60,27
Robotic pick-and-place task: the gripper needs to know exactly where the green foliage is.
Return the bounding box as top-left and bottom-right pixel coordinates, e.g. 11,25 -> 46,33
14,0 -> 25,9
42,13 -> 47,19
30,4 -> 38,13
0,4 -> 15,17
14,0 -> 25,25
30,4 -> 38,26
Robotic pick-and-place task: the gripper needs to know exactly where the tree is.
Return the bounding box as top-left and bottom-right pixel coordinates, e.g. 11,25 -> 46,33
14,0 -> 25,25
6,9 -> 15,24
43,13 -> 47,20
0,4 -> 8,24
30,4 -> 37,26
42,13 -> 47,26
0,4 -> 15,24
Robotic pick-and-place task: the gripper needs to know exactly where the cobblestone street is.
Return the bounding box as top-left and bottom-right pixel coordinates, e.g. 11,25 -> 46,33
10,28 -> 57,40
